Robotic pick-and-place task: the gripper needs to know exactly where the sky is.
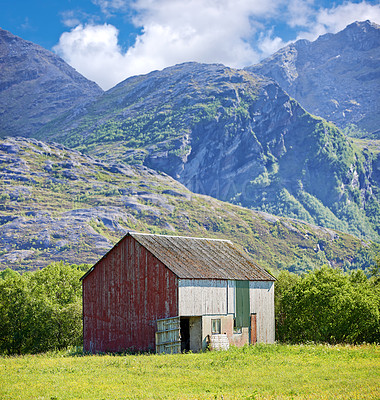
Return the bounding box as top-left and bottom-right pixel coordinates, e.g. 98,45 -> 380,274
1,0 -> 380,90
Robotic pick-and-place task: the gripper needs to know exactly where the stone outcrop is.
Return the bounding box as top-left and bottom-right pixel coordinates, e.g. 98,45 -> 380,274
246,21 -> 380,135
0,28 -> 103,137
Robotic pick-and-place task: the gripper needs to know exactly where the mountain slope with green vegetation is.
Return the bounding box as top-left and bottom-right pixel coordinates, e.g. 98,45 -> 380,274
0,137 -> 378,273
37,62 -> 380,242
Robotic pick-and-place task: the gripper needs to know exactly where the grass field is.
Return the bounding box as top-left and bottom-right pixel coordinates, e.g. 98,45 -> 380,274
0,344 -> 379,399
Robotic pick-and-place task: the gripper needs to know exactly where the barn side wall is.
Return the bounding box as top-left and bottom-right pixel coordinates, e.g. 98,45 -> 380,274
179,279 -> 275,348
178,279 -> 228,316
249,281 -> 275,343
82,236 -> 178,353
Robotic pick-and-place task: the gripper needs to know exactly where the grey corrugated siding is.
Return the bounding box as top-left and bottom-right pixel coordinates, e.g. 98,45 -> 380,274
130,233 -> 274,281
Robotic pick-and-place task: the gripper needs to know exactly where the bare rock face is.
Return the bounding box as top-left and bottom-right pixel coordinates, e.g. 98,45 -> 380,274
40,62 -> 380,241
0,28 -> 103,138
246,21 -> 380,136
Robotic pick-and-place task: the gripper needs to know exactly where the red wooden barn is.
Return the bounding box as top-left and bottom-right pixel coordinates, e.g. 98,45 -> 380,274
81,232 -> 275,353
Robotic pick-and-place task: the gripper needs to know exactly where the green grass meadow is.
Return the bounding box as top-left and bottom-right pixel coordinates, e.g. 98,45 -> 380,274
0,344 -> 379,399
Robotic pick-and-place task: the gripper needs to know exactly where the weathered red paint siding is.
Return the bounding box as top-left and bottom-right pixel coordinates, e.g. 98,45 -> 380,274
83,235 -> 178,353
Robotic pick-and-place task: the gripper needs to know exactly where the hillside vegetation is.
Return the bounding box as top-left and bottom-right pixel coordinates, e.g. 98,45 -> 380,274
1,24 -> 379,244
36,63 -> 380,242
0,137 -> 378,273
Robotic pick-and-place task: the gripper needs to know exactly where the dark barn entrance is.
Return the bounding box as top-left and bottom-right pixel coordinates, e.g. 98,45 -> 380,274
180,317 -> 190,352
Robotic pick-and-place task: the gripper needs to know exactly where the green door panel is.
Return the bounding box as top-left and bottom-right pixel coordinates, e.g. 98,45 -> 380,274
235,280 -> 250,328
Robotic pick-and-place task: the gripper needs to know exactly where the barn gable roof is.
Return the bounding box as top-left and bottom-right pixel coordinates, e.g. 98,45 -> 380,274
129,233 -> 275,281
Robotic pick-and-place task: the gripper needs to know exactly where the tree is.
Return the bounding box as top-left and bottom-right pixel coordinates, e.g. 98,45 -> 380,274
369,254 -> 380,285
0,268 -> 20,280
274,270 -> 300,340
28,262 -> 83,352
277,267 -> 380,344
0,274 -> 34,354
0,262 -> 84,355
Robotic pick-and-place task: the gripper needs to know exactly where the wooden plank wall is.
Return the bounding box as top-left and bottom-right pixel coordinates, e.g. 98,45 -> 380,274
178,279 -> 228,316
179,279 -> 275,344
83,235 -> 178,353
249,281 -> 275,343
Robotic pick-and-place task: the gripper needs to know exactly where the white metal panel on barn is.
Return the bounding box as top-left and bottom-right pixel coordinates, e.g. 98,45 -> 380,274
178,279 -> 228,316
249,281 -> 275,343
155,316 -> 181,354
227,280 -> 235,314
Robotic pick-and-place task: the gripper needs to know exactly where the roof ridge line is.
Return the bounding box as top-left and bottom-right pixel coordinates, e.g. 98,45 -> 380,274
129,231 -> 232,243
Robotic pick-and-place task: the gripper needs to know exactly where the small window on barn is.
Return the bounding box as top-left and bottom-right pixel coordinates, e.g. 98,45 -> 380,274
211,319 -> 221,334
233,318 -> 242,334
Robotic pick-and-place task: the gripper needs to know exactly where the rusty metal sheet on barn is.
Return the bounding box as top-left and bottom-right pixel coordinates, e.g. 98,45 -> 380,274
129,233 -> 274,281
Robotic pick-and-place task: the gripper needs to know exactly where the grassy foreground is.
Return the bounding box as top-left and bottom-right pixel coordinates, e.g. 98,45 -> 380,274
0,344 -> 379,399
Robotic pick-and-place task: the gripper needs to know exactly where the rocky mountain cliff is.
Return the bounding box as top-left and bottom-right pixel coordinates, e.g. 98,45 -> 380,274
246,21 -> 380,136
38,62 -> 380,241
0,28 -> 103,138
0,23 -> 379,275
1,136 -> 377,273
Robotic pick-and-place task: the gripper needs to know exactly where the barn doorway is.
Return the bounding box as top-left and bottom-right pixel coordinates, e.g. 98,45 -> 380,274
180,317 -> 190,352
156,316 -> 181,354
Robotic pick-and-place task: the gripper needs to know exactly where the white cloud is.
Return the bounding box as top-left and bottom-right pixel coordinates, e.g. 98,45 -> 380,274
61,11 -> 84,28
55,0 -> 284,89
54,0 -> 380,90
60,9 -> 100,28
54,24 -> 129,90
92,0 -> 129,16
296,1 -> 380,41
257,29 -> 287,57
286,0 -> 315,28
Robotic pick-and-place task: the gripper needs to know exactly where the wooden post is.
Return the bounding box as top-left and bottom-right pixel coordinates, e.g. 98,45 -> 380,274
250,313 -> 257,345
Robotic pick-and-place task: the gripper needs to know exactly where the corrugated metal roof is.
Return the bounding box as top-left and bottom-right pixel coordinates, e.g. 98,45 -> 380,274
130,233 -> 275,281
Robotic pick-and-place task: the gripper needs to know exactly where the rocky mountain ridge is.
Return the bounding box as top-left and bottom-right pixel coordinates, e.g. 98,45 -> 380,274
246,20 -> 380,136
37,62 -> 380,241
0,23 -> 379,275
0,136 -> 377,273
0,28 -> 103,138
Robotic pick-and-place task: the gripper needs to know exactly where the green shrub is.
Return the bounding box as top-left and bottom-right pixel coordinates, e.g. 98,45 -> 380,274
0,262 -> 83,355
276,267 -> 380,344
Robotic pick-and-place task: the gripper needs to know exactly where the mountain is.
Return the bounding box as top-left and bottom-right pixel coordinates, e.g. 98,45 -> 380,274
37,62 -> 380,241
0,28 -> 103,138
0,23 -> 379,276
245,21 -> 380,137
1,136 -> 377,273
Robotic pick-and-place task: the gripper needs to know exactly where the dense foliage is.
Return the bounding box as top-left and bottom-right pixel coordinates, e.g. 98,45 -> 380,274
0,262 -> 85,355
276,267 -> 380,344
1,262 -> 379,355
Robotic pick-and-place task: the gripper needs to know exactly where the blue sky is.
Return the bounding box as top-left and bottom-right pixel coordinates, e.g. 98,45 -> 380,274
1,0 -> 379,90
